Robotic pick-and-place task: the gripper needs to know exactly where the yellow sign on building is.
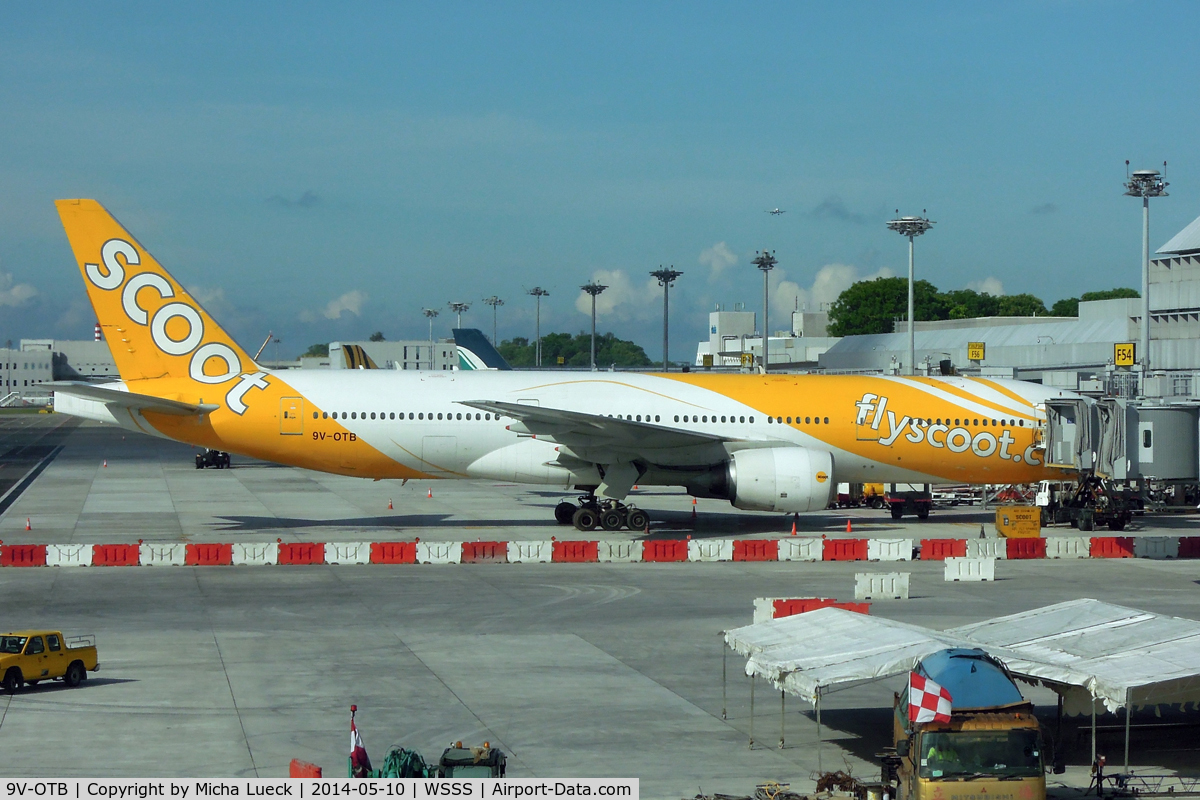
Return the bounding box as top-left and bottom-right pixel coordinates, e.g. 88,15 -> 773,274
740,352 -> 754,367
967,342 -> 985,361
1114,342 -> 1136,367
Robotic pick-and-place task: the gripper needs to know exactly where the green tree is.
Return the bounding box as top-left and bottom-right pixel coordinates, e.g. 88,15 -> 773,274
996,293 -> 1048,316
942,289 -> 1000,320
1050,297 -> 1079,317
827,277 -> 945,336
302,343 -> 329,357
1049,288 -> 1139,318
498,332 -> 652,368
369,331 -> 385,342
1080,288 -> 1139,301
496,336 -> 536,367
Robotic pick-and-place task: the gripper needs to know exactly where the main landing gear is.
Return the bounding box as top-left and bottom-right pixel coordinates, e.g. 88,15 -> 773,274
555,494 -> 650,532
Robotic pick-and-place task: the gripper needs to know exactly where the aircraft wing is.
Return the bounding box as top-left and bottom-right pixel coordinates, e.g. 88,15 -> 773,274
50,381 -> 220,416
459,399 -> 731,464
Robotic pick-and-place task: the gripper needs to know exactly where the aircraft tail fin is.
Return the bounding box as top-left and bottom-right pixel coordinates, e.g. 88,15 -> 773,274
341,344 -> 379,369
55,199 -> 258,384
453,328 -> 512,370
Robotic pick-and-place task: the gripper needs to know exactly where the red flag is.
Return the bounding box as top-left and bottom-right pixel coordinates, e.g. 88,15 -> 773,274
350,707 -> 372,777
908,672 -> 952,724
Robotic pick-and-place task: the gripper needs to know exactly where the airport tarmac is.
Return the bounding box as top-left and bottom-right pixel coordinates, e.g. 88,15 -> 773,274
1,414 -> 1199,796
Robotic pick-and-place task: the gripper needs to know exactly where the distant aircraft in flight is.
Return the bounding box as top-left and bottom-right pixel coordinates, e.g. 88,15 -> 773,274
766,208 -> 786,215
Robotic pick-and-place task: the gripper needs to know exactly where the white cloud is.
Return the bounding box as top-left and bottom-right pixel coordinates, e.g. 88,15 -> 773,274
965,277 -> 1005,296
699,242 -> 737,281
0,272 -> 37,307
770,263 -> 894,319
574,269 -> 658,320
300,290 -> 367,322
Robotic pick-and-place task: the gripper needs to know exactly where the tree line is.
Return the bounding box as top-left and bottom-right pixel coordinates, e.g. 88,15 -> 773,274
827,278 -> 1139,337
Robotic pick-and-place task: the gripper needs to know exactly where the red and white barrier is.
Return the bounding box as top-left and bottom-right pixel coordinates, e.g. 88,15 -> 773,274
325,542 -> 371,565
416,541 -> 461,564
1045,536 -> 1090,559
141,543 -> 186,566
46,544 -> 91,567
508,541 -> 553,563
600,541 -> 642,562
867,538 -> 913,562
777,537 -> 822,562
688,539 -> 733,562
6,535 -> 1200,568
232,542 -> 278,565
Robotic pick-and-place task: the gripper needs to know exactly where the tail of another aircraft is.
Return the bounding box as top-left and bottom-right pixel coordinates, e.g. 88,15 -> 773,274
452,328 -> 512,370
55,200 -> 258,385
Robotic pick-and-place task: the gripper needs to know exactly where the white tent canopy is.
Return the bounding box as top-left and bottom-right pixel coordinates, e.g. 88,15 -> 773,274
725,599 -> 1200,714
724,607 -> 977,705
949,598 -> 1200,714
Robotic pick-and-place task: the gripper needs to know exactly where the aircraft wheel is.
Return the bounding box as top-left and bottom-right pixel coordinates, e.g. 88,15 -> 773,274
600,508 -> 625,531
554,502 -> 577,525
916,508 -> 930,520
572,507 -> 598,532
626,508 -> 650,531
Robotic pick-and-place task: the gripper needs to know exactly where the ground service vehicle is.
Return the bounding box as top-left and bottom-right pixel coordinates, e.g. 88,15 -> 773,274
889,649 -> 1046,800
195,448 -> 231,469
885,483 -> 933,520
0,631 -> 99,692
437,743 -> 506,777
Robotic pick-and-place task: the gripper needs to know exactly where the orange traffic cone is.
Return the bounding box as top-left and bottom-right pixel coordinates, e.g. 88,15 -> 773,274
791,515 -> 797,536
102,459 -> 107,468
427,488 -> 433,498
846,519 -> 853,533
388,499 -> 393,510
25,518 -> 31,531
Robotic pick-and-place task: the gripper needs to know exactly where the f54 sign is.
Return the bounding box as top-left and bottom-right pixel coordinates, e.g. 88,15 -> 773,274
1114,343 -> 1136,367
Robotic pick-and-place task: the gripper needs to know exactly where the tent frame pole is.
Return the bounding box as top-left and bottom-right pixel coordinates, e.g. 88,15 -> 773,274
749,674 -> 755,749
816,687 -> 823,773
1124,688 -> 1131,773
1091,695 -> 1097,767
721,643 -> 727,721
779,689 -> 785,749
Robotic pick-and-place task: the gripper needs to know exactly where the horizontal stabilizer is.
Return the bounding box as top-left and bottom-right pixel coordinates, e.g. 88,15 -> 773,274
50,381 -> 219,416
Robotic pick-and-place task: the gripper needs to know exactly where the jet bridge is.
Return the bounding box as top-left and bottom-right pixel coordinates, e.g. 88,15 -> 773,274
1043,398 -> 1199,483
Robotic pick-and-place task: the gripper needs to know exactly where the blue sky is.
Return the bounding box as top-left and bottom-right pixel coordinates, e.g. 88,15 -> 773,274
1,2 -> 1198,360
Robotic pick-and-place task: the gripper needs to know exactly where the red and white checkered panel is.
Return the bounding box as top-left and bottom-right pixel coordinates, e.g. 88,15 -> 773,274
908,671 -> 953,724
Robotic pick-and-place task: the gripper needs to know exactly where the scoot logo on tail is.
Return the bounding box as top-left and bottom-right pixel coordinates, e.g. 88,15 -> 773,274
85,237 -> 269,415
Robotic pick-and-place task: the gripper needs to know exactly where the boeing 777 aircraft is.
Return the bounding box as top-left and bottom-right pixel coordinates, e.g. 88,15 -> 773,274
52,200 -> 1080,531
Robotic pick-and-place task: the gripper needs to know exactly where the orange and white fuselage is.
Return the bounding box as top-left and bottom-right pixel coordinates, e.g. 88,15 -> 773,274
51,199 -> 1079,514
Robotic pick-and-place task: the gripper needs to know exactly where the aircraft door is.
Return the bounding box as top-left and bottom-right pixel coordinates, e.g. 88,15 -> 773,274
856,396 -> 887,441
280,397 -> 304,435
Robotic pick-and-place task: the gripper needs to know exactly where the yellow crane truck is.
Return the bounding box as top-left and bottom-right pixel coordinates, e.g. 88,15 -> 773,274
0,631 -> 99,692
888,649 -> 1049,800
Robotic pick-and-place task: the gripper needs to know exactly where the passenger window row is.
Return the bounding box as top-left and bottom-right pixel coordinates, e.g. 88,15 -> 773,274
673,414 -> 755,424
919,418 -> 1026,428
314,411 -> 498,421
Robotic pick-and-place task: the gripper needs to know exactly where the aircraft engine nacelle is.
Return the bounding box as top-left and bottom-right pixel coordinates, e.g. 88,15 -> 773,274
728,447 -> 835,513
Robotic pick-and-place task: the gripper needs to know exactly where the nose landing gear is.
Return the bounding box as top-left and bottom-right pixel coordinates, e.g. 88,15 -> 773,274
554,494 -> 649,532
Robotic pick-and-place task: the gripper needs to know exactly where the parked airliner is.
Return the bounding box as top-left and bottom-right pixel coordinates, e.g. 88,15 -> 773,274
52,200 -> 1079,531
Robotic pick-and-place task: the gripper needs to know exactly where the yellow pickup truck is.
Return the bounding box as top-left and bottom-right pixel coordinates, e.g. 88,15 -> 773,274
0,631 -> 99,692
